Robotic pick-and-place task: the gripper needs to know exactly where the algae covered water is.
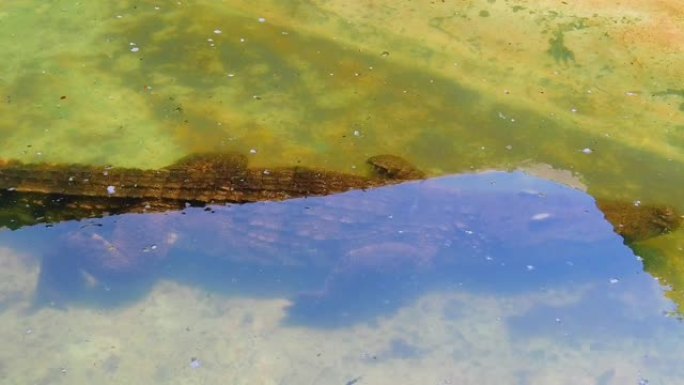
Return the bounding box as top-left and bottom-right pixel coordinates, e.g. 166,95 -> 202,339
1,1 -> 683,384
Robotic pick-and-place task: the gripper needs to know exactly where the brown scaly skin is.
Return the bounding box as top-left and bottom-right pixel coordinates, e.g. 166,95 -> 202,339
366,154 -> 426,180
0,152 -> 680,243
0,153 -> 423,229
0,152 -> 406,204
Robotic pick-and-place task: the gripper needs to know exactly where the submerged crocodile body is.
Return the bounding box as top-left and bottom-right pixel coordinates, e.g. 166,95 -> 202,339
0,153 -> 423,229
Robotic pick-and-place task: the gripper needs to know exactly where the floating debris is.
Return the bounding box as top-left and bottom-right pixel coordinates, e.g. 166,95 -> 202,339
531,212 -> 551,221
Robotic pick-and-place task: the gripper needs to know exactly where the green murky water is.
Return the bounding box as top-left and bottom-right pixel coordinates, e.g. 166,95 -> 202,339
1,1 -> 683,384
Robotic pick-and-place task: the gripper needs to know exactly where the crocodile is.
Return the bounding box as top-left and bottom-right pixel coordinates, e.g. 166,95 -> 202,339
0,152 -> 424,230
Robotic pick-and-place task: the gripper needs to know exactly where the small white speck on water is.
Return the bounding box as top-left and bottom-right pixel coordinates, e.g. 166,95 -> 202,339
633,200 -> 641,207
353,130 -> 361,137
526,265 -> 535,271
505,144 -> 513,150
143,244 -> 158,253
213,29 -> 222,34
609,278 -> 619,284
227,73 -> 235,78
571,107 -> 577,113
581,148 -> 593,154
249,148 -> 257,154
263,169 -> 270,175
531,212 -> 551,221
240,37 -> 245,43
130,46 -> 140,53
258,17 -> 266,23
106,186 -> 116,195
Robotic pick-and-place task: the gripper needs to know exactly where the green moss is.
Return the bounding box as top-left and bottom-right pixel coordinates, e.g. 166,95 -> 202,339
547,30 -> 575,63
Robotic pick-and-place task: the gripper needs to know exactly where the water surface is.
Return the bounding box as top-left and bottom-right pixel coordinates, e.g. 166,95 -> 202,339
1,172 -> 682,384
1,1 -> 683,384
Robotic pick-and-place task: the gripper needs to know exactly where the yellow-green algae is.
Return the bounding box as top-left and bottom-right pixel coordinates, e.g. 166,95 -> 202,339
0,2 -> 683,303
